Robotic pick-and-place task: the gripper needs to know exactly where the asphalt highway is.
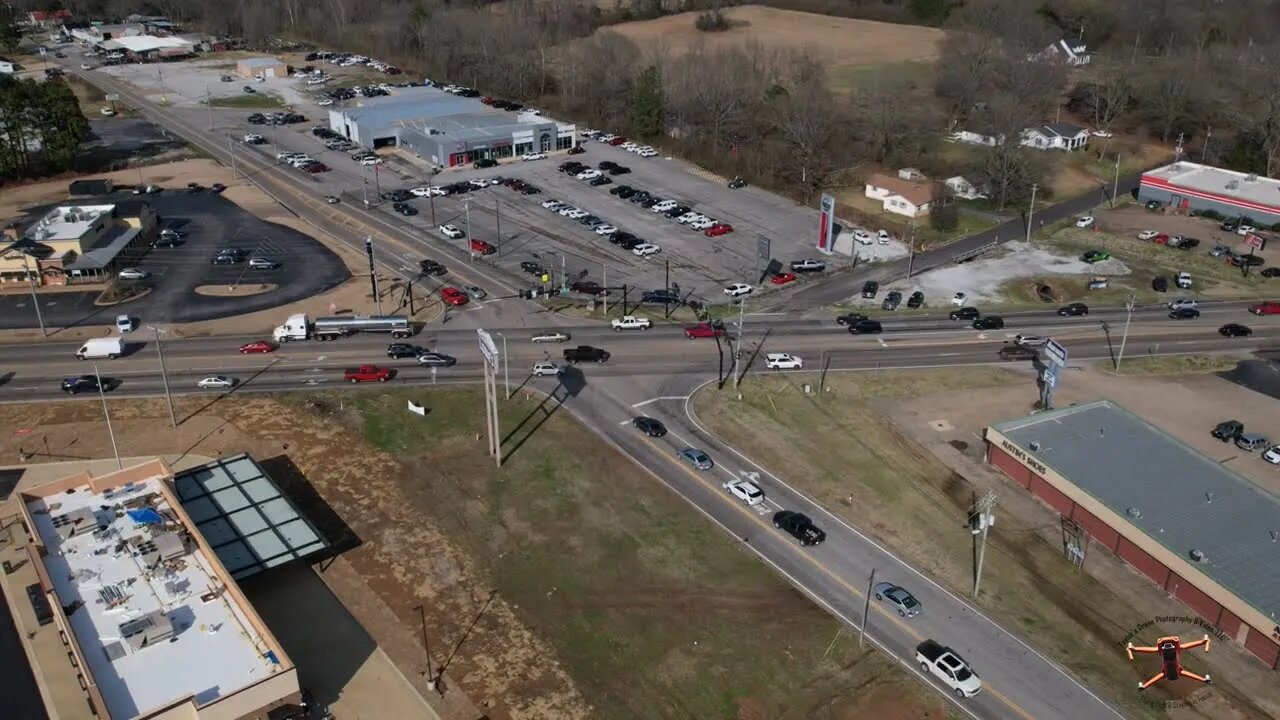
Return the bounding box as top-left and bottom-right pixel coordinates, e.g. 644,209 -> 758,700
36,54 -> 1280,720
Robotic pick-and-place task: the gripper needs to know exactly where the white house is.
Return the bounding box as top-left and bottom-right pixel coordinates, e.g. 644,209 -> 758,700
1021,123 -> 1089,151
1031,39 -> 1091,67
945,175 -> 990,200
865,173 -> 932,218
0,60 -> 14,75
949,130 -> 1000,147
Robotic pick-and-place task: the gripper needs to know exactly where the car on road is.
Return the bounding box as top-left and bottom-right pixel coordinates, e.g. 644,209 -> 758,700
1220,323 -> 1253,337
949,307 -> 980,321
998,345 -> 1038,361
387,343 -> 427,359
469,239 -> 496,255
848,319 -> 883,334
243,133 -> 264,143
679,448 -> 714,470
765,353 -> 802,369
1169,307 -> 1201,319
1014,334 -> 1048,347
116,267 -> 149,280
571,281 -> 608,296
861,281 -> 879,299
853,229 -> 873,245
724,283 -> 753,298
419,259 -> 447,276
790,259 -> 826,272
917,640 -> 982,698
773,511 -> 825,546
239,341 -> 275,354
248,258 -> 279,270
1081,250 -> 1111,263
882,291 -> 902,310
611,315 -> 652,331
1168,298 -> 1198,311
324,195 -> 340,204
632,243 -> 661,257
973,316 -> 1004,330
684,323 -> 726,339
211,253 -> 242,265
62,375 -> 107,395
197,376 -> 236,390
1137,230 -> 1159,240
393,202 -> 417,216
1057,303 -> 1089,316
531,361 -> 563,377
418,353 -> 457,367
874,582 -> 922,617
907,291 -> 924,309
439,224 -> 464,239
835,313 -> 868,326
771,272 -> 797,285
440,286 -> 469,306
633,416 -> 667,437
519,261 -> 545,276
723,478 -> 765,506
1251,301 -> 1280,315
1076,216 -> 1095,228
463,285 -> 486,300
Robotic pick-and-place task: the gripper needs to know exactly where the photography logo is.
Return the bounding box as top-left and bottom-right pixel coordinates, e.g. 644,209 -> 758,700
1119,617 -> 1224,708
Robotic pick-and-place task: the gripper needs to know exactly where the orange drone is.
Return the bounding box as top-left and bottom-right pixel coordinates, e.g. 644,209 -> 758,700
1126,635 -> 1213,691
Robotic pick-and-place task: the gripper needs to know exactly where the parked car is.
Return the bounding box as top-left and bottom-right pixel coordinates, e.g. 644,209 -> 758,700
907,291 -> 924,309
882,291 -> 902,310
790,259 -> 826,272
439,224 -> 464,239
861,281 -> 879,299
724,283 -> 753,298
1212,420 -> 1244,442
1237,433 -> 1270,452
771,272 -> 797,285
1076,216 -> 1095,228
1081,250 -> 1111,263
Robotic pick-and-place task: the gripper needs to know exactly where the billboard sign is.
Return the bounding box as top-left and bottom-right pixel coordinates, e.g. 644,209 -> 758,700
476,329 -> 498,368
1044,339 -> 1068,368
1245,232 -> 1267,250
817,194 -> 835,255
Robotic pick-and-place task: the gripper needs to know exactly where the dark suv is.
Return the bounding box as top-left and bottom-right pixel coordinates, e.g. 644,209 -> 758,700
1212,420 -> 1244,442
950,307 -> 980,321
774,511 -> 826,546
861,281 -> 879,299
643,289 -> 681,304
998,345 -> 1037,362
387,344 -> 427,359
62,375 -> 105,394
419,259 -> 446,276
973,316 -> 1004,330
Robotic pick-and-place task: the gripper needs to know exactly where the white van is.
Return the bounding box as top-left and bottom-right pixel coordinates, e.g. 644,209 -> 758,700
76,337 -> 124,360
115,314 -> 135,333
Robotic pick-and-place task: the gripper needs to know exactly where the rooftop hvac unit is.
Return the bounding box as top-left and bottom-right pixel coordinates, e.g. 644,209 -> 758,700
1189,549 -> 1207,563
1226,181 -> 1240,190
1126,507 -> 1142,519
1246,174 -> 1259,182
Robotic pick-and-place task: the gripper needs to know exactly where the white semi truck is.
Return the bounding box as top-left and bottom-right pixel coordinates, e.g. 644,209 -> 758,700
272,314 -> 414,342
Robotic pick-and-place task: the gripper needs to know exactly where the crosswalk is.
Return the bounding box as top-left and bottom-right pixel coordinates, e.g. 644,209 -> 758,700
687,166 -> 727,184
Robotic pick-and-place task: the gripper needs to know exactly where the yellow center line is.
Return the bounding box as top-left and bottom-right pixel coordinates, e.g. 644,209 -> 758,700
634,434 -> 1036,720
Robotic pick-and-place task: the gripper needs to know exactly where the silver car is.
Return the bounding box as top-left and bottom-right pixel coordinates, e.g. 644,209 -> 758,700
463,285 -> 486,300
531,331 -> 570,343
678,448 -> 713,470
873,582 -> 922,617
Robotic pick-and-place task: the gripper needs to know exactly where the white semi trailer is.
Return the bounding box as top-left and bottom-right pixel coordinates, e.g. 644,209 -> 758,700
272,314 -> 414,342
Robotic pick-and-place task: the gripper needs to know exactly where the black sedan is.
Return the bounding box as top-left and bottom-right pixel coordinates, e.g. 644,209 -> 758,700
907,291 -> 924,309
973,316 -> 1005,330
62,375 -> 107,395
520,261 -> 545,276
1169,307 -> 1201,319
1057,303 -> 1089,316
949,307 -> 980,321
633,416 -> 667,437
387,344 -> 427,359
419,259 -> 447,276
1220,323 -> 1253,337
1262,267 -> 1280,278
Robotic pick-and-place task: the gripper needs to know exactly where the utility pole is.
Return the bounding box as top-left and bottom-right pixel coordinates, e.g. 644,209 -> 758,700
860,568 -> 876,648
497,332 -> 510,400
205,84 -> 213,130
1115,293 -> 1137,371
732,296 -> 747,390
428,191 -> 437,225
226,135 -> 238,178
905,220 -> 917,279
1174,132 -> 1185,161
602,264 -> 608,315
1202,127 -> 1212,161
1111,154 -> 1121,209
365,238 -> 382,316
373,164 -> 382,199
464,198 -> 473,263
94,362 -> 122,470
21,255 -> 46,337
495,199 -> 502,256
1024,183 -> 1038,244
972,491 -> 997,597
151,326 -> 177,428
361,163 -> 369,206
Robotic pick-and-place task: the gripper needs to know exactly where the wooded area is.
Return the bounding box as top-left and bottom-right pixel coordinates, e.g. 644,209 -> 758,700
10,0 -> 1280,205
0,76 -> 90,182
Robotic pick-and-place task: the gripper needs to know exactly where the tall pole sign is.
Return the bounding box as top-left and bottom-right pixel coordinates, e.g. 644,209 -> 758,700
365,237 -> 382,315
817,194 -> 836,255
477,329 -> 502,468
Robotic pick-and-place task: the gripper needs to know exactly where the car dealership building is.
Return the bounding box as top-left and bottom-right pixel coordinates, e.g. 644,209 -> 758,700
986,401 -> 1280,668
328,86 -> 575,167
1139,161 -> 1280,227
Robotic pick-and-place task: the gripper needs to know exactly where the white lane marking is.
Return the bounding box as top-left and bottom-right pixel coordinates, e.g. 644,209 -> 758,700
631,395 -> 691,408
618,419 -> 632,425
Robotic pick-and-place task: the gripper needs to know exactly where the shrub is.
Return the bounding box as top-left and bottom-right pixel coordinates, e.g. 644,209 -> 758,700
930,202 -> 959,231
695,9 -> 731,32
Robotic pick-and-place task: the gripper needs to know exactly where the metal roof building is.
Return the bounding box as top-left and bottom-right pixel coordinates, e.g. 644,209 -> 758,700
328,86 -> 575,167
1140,161 -> 1280,226
986,400 -> 1280,668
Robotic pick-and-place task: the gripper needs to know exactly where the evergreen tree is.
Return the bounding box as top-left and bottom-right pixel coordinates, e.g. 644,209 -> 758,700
627,65 -> 663,140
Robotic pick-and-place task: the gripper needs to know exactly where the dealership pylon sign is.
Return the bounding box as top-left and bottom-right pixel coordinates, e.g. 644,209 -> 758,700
817,194 -> 835,254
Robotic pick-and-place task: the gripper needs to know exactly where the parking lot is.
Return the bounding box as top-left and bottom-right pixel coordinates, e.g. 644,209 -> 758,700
0,188 -> 349,330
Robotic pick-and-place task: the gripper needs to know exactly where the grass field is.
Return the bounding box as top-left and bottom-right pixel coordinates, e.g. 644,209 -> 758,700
321,388 -> 958,720
64,74 -> 135,117
692,370 -> 1200,720
206,93 -> 284,109
1104,354 -> 1240,375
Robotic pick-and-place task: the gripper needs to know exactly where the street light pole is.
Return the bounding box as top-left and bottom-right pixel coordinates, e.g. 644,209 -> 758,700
464,198 -> 473,263
1110,154 -> 1121,209
905,220 -> 917,279
972,491 -> 997,596
732,296 -> 747,390
1024,183 -> 1038,244
205,83 -> 213,130
21,255 -> 47,337
498,333 -> 510,400
93,361 -> 122,469
226,135 -> 237,179
1115,293 -> 1137,371
151,326 -> 177,427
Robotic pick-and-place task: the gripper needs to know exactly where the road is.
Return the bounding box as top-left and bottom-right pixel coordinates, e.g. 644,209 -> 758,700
33,55 -> 1261,720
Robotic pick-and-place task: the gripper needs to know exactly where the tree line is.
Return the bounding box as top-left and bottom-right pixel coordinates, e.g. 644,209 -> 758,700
0,75 -> 90,183
15,0 -> 1280,212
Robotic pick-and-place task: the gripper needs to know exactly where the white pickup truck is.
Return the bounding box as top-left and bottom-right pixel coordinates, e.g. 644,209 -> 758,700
610,315 -> 652,331
916,639 -> 982,698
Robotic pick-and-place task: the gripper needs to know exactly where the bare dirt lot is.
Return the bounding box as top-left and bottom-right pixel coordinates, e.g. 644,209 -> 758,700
593,5 -> 945,80
0,389 -> 956,720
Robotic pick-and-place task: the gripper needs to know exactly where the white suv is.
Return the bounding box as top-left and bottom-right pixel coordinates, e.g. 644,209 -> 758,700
724,283 -> 753,297
651,200 -> 677,213
439,224 -> 464,239
690,218 -> 716,231
723,479 -> 764,506
576,169 -> 602,181
765,353 -> 803,370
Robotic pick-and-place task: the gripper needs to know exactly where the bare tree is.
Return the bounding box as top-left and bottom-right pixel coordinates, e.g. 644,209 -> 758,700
1229,43 -> 1280,176
767,88 -> 855,202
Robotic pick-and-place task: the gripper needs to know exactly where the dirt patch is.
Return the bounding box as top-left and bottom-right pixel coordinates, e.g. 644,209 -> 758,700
194,283 -> 278,297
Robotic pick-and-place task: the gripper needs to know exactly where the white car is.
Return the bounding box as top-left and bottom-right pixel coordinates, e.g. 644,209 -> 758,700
637,147 -> 658,157
531,362 -> 563,377
632,243 -> 661,257
620,142 -> 639,151
1076,216 -> 1095,228
556,205 -> 578,216
521,152 -> 547,161
117,268 -> 149,280
532,331 -> 571,343
765,353 -> 803,370
1137,230 -> 1159,240
951,292 -> 968,306
541,198 -> 563,209
1238,225 -> 1258,236
724,283 -> 753,297
1176,271 -> 1193,289
853,229 -> 873,245
317,98 -> 334,107
690,218 -> 716,231
289,156 -> 315,167
791,259 -> 826,272
79,63 -> 92,70
723,479 -> 765,506
651,200 -> 677,213
100,107 -> 116,117
410,186 -> 435,197
1014,335 -> 1049,347
565,209 -> 589,220
468,178 -> 490,189
276,151 -> 299,161
877,230 -> 892,245
197,376 -> 236,390
243,133 -> 263,143
576,169 -> 602,181
359,156 -> 382,166
439,224 -> 464,239
1264,445 -> 1280,465
594,225 -> 618,236
1168,297 -> 1197,310
675,212 -> 700,224
599,133 -> 616,143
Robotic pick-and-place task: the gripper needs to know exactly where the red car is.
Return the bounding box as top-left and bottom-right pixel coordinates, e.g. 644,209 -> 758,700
481,96 -> 495,105
704,223 -> 734,237
1153,233 -> 1170,244
441,286 -> 469,306
608,136 -> 627,146
239,341 -> 275,354
304,163 -> 330,173
469,238 -> 496,255
343,364 -> 392,383
771,272 -> 797,285
684,323 -> 726,339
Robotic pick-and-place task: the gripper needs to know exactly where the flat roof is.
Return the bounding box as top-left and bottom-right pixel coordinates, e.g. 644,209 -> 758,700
24,205 -> 113,243
238,58 -> 283,68
110,35 -> 192,52
992,400 -> 1280,620
172,454 -> 327,579
27,474 -> 284,719
1143,161 -> 1280,214
65,226 -> 140,270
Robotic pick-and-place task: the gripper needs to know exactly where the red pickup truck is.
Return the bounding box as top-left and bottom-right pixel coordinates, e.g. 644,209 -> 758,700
343,364 -> 392,383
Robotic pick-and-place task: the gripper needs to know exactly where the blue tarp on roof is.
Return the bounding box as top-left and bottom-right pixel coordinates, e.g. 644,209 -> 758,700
127,508 -> 164,524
